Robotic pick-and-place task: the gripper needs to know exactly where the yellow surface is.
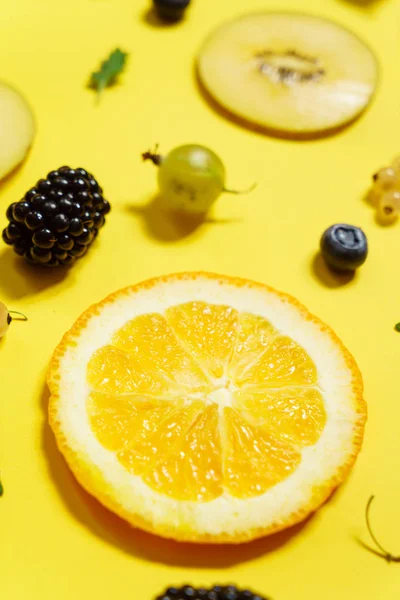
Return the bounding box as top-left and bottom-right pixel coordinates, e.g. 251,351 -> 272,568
0,0 -> 399,598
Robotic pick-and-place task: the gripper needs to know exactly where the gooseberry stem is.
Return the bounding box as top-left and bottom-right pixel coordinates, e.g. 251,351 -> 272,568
365,496 -> 400,562
142,146 -> 163,166
8,311 -> 28,322
223,182 -> 257,195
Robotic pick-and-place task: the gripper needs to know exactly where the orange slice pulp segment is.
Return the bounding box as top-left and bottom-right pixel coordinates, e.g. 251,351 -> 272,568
87,304 -> 325,502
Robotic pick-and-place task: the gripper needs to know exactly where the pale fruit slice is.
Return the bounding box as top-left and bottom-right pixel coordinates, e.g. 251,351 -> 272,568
0,81 -> 35,180
48,273 -> 366,543
197,13 -> 378,134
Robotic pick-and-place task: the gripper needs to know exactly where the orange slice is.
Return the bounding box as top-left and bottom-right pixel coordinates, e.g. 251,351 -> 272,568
48,273 -> 366,543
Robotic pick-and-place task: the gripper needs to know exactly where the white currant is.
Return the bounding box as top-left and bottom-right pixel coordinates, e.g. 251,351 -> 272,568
377,194 -> 399,225
373,167 -> 397,191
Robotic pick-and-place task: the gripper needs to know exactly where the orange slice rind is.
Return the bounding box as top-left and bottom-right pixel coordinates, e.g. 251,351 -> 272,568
48,272 -> 366,543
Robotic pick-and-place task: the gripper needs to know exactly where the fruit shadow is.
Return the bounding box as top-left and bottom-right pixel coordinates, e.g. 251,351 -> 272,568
354,537 -> 387,560
126,194 -> 240,243
41,384 -> 312,567
311,253 -> 355,288
0,162 -> 25,195
337,0 -> 386,8
363,188 -> 375,208
141,7 -> 185,28
0,248 -> 69,300
194,68 -> 365,142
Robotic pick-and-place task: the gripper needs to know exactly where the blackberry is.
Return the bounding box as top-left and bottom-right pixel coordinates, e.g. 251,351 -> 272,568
2,167 -> 110,268
153,0 -> 191,21
155,585 -> 270,600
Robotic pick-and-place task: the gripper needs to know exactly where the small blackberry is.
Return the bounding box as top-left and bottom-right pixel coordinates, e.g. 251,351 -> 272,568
2,167 -> 110,268
155,585 -> 270,600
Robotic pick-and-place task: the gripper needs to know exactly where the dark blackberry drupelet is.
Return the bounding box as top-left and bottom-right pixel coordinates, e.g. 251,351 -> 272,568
155,585 -> 270,600
2,167 -> 110,268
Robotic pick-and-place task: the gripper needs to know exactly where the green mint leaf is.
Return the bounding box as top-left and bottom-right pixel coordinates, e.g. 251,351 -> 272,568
89,48 -> 128,100
395,323 -> 400,332
0,478 -> 3,497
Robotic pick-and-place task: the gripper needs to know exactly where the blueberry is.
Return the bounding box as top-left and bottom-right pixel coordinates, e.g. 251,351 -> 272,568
320,224 -> 368,272
153,0 -> 191,21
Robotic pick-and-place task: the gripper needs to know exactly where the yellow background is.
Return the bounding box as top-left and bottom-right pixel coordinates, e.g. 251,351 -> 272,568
1,0 -> 399,598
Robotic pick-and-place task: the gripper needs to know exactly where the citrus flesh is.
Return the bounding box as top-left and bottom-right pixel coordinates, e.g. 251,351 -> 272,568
48,273 -> 366,542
